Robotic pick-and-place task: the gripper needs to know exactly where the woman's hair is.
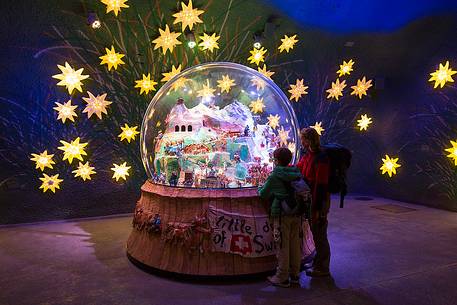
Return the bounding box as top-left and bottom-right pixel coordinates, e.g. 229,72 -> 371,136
273,147 -> 292,166
300,127 -> 320,151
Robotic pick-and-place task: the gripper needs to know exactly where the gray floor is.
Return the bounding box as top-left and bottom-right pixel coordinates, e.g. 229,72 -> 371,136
1,195 -> 457,305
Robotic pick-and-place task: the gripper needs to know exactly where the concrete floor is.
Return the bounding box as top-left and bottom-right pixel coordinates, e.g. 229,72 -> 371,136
1,196 -> 457,305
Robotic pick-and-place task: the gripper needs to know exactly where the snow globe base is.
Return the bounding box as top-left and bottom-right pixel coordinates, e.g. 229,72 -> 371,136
126,181 -> 315,276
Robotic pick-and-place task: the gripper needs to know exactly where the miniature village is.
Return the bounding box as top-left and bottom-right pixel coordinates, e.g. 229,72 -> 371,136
150,97 -> 283,188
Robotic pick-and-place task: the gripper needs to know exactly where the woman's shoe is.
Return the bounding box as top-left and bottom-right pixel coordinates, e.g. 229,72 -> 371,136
305,268 -> 330,277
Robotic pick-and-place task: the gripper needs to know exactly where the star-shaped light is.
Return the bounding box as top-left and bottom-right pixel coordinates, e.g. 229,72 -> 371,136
217,75 -> 236,93
287,142 -> 296,154
278,34 -> 298,53
445,140 -> 457,166
53,100 -> 78,123
380,155 -> 401,177
351,77 -> 373,99
101,0 -> 129,16
82,92 -> 112,119
161,65 -> 182,82
267,114 -> 280,130
257,64 -> 274,80
135,73 -> 158,95
357,114 -> 372,131
172,0 -> 204,31
30,150 -> 55,171
197,80 -> 216,99
118,124 -> 140,143
199,33 -> 220,52
310,122 -> 325,136
337,59 -> 355,77
171,77 -> 189,91
111,162 -> 131,181
429,61 -> 457,88
326,78 -> 347,101
247,47 -> 267,66
250,77 -> 266,91
288,79 -> 309,102
39,173 -> 63,193
58,137 -> 88,164
278,127 -> 290,146
152,25 -> 182,55
72,161 -> 96,181
99,46 -> 125,71
249,97 -> 265,114
52,62 -> 89,94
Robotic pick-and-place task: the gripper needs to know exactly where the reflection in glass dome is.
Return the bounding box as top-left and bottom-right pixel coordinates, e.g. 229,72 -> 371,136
140,62 -> 299,188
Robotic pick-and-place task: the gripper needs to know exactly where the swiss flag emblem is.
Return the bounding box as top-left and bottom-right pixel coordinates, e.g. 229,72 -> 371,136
230,234 -> 252,255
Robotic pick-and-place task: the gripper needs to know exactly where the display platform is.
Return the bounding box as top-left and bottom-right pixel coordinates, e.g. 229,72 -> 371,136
126,181 -> 315,276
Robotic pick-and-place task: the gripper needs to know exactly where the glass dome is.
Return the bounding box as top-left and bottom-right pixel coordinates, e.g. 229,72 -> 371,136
140,62 -> 299,189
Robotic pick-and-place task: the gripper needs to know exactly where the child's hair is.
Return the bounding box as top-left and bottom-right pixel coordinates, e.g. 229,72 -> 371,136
273,147 -> 292,166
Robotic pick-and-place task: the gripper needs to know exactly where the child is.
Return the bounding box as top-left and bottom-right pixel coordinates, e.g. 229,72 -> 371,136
258,147 -> 303,287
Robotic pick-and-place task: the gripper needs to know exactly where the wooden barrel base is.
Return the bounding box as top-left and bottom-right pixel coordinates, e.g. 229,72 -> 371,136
126,181 -> 314,276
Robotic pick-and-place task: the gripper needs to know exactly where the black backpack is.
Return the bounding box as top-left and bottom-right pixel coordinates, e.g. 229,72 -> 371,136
321,143 -> 352,208
280,179 -> 312,216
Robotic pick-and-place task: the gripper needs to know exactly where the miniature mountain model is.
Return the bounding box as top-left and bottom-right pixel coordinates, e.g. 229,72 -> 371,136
151,98 -> 276,188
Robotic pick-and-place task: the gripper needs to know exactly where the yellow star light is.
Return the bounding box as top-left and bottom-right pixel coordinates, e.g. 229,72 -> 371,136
135,73 -> 158,95
278,126 -> 290,146
380,155 -> 401,177
161,65 -> 182,82
72,161 -> 96,181
118,124 -> 140,143
217,75 -> 236,93
288,142 -> 296,154
82,92 -> 112,119
249,97 -> 265,114
326,78 -> 347,101
170,77 -> 189,91
199,33 -> 220,52
30,150 -> 55,171
288,79 -> 309,102
172,0 -> 204,31
247,47 -> 267,66
53,100 -> 78,123
250,77 -> 266,91
310,122 -> 325,136
58,137 -> 88,164
357,114 -> 373,131
197,80 -> 216,99
267,114 -> 280,130
257,64 -> 275,80
278,34 -> 298,53
351,77 -> 373,99
99,46 -> 125,71
52,62 -> 89,94
337,59 -> 355,77
429,61 -> 457,88
111,162 -> 131,181
101,0 -> 129,16
445,140 -> 457,166
39,173 -> 63,193
152,25 -> 182,55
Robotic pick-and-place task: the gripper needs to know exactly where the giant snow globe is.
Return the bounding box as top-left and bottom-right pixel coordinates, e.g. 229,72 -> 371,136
140,62 -> 299,189
129,62 -> 311,276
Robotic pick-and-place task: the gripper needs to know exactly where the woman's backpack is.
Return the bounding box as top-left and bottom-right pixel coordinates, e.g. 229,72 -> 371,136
321,143 -> 352,208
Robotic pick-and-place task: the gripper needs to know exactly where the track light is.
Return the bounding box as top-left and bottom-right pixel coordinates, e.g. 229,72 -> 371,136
87,13 -> 101,29
186,32 -> 196,48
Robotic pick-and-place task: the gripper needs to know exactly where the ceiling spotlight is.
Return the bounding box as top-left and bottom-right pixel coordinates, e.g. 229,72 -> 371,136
87,13 -> 101,29
253,32 -> 263,49
186,32 -> 196,49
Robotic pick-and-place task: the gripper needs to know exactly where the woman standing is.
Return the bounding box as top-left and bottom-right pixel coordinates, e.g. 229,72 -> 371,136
296,127 -> 331,277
